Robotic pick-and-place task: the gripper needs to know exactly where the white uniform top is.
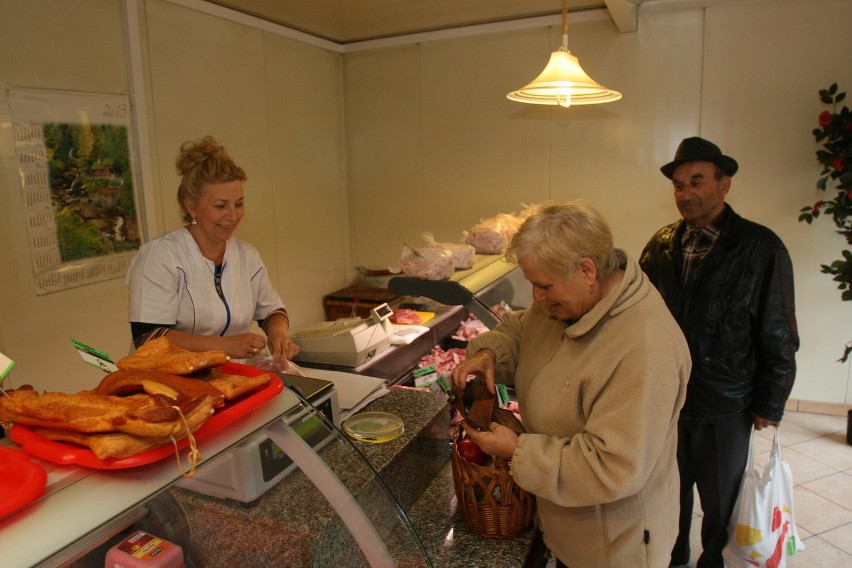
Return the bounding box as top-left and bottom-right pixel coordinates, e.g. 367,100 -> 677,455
126,227 -> 285,337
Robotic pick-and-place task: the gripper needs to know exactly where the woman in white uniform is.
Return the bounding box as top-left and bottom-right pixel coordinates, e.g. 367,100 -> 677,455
126,136 -> 299,362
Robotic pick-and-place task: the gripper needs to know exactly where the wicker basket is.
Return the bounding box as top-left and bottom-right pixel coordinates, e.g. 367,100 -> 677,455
451,424 -> 535,539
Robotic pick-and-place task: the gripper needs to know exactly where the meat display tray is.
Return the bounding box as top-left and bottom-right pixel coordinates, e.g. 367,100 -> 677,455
9,363 -> 283,470
0,446 -> 47,519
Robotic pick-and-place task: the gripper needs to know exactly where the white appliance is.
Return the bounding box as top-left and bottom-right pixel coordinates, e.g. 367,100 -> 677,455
177,374 -> 339,504
290,303 -> 394,367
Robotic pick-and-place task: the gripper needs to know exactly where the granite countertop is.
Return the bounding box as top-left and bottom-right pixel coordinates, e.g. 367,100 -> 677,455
359,388 -> 536,568
407,461 -> 536,568
168,386 -> 534,567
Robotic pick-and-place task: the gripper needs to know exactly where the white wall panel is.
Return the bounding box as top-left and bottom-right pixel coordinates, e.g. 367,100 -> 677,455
146,0 -> 273,247
0,0 -> 849,405
264,35 -> 348,328
547,9 -> 705,256
342,0 -> 851,404
146,0 -> 348,330
0,0 -> 133,393
419,29 -> 553,242
344,45 -> 423,269
701,0 -> 852,404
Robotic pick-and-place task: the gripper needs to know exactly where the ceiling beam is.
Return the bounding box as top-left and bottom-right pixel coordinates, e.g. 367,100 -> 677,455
603,0 -> 638,33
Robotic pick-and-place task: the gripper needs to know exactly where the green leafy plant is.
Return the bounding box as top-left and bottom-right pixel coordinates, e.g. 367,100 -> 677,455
799,83 -> 852,362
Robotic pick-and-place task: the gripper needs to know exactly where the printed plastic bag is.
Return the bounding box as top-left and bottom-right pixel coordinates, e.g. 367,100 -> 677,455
722,427 -> 804,568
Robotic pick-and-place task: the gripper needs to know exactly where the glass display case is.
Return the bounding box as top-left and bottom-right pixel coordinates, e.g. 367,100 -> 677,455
0,375 -> 438,568
0,258 -> 538,568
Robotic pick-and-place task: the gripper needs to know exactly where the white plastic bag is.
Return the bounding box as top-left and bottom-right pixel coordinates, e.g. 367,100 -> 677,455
399,244 -> 455,280
722,427 -> 804,568
422,232 -> 475,270
463,212 -> 523,254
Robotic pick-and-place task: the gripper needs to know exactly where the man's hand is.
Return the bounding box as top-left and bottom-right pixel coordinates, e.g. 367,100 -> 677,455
751,412 -> 780,431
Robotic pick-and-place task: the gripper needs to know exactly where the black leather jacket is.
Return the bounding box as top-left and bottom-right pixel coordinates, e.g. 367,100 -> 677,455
639,206 -> 799,421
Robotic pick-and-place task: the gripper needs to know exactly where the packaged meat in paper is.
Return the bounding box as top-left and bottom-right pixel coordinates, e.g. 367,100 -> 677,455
464,212 -> 524,254
422,232 -> 476,270
517,202 -> 541,222
400,244 -> 455,280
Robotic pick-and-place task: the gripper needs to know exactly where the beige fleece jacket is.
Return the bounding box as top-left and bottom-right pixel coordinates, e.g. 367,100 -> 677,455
468,250 -> 690,568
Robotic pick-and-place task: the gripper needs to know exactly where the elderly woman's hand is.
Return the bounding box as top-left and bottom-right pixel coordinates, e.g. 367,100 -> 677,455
462,420 -> 518,461
451,348 -> 497,394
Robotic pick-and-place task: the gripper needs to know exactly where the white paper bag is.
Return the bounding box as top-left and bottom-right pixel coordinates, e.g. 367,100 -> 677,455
722,426 -> 804,568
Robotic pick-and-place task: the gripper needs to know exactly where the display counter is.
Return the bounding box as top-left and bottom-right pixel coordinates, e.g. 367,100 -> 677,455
300,253 -> 530,386
1,374 -> 534,567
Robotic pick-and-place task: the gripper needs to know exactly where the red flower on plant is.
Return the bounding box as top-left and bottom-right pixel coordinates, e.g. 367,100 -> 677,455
805,84 -> 852,362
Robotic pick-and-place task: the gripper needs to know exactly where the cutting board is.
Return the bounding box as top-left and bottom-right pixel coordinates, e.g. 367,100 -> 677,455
412,311 -> 435,325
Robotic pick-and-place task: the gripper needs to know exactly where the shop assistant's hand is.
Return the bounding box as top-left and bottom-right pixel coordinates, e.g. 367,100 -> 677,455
221,332 -> 267,360
462,421 -> 518,461
266,318 -> 300,360
751,412 -> 780,431
450,349 -> 497,394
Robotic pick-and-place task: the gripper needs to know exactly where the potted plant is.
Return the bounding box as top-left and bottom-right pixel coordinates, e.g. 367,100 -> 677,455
798,83 -> 852,363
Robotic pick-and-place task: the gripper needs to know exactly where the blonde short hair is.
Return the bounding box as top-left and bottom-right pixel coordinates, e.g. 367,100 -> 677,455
507,200 -> 619,281
176,136 -> 247,223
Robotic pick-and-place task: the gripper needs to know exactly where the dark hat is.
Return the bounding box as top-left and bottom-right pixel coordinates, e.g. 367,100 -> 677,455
660,137 -> 739,179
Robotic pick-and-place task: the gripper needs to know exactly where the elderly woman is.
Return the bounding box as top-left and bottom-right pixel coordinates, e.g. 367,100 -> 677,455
125,136 -> 298,363
451,201 -> 690,568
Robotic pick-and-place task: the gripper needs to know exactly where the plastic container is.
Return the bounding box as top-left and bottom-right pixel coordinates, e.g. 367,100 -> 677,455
104,530 -> 184,568
342,411 -> 404,443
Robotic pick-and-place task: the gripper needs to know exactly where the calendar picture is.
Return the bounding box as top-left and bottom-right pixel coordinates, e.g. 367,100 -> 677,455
9,88 -> 142,294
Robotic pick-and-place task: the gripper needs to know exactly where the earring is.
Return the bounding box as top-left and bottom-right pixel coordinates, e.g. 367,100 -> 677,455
191,218 -> 197,225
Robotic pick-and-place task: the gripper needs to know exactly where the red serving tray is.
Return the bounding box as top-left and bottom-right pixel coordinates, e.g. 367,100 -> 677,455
9,363 -> 283,470
0,446 -> 48,519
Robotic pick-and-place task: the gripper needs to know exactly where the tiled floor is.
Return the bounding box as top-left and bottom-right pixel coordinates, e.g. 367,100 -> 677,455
683,410 -> 852,567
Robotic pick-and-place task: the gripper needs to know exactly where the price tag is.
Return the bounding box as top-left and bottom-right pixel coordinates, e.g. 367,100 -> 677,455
413,364 -> 446,394
71,338 -> 118,373
496,384 -> 510,408
0,351 -> 15,381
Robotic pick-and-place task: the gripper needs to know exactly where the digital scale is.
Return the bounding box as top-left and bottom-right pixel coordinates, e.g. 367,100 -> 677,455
290,303 -> 395,367
177,374 -> 339,504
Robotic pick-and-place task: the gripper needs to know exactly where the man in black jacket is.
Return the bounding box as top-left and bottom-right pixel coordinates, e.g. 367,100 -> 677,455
639,137 -> 799,568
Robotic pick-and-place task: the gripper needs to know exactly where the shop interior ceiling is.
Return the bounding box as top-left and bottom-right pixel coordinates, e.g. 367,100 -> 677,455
204,0 -> 647,44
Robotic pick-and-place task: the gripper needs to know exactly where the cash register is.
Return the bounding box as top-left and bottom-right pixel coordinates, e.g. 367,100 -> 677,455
290,303 -> 394,367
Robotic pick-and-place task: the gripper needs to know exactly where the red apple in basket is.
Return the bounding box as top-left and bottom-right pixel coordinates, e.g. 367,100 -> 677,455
457,438 -> 488,466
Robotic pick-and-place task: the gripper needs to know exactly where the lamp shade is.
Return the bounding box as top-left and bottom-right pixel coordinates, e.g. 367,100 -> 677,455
507,48 -> 622,107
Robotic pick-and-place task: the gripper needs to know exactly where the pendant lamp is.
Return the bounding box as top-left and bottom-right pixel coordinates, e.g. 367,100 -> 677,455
507,0 -> 621,107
